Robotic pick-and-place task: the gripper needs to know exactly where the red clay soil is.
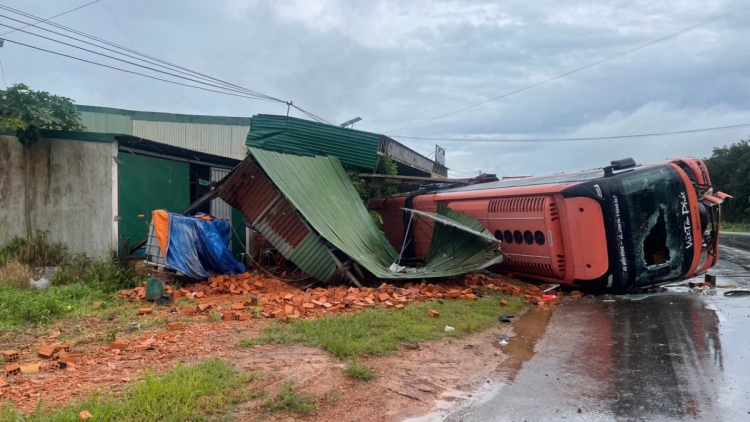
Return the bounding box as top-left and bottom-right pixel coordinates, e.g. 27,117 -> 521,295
0,273 -> 568,418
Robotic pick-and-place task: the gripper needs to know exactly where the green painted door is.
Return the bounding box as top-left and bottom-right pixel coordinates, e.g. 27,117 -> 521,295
118,152 -> 190,254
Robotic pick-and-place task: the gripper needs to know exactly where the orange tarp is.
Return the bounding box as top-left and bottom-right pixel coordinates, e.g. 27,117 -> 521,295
151,210 -> 170,257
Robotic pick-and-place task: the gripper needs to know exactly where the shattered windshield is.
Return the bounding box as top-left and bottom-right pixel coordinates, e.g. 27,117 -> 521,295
613,166 -> 691,284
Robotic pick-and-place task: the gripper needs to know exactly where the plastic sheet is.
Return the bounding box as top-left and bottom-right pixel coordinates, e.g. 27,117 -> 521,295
162,212 -> 246,279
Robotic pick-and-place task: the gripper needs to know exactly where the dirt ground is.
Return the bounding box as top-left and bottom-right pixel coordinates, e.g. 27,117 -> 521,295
0,279 -> 559,421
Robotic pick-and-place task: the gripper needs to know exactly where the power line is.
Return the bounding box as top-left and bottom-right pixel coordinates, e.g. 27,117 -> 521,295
386,5 -> 750,134
0,0 -> 100,37
0,3 -> 284,102
0,19 -> 277,100
0,37 -> 281,102
0,3 -> 335,123
392,122 -> 750,143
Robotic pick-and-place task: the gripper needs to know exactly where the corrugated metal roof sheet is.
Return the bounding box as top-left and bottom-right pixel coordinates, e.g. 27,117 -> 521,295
247,115 -> 380,170
132,120 -> 249,160
242,147 -> 501,280
218,156 -> 337,282
80,111 -> 132,134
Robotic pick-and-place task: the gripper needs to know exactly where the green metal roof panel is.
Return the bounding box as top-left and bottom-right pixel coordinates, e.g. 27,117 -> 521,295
76,105 -> 252,126
79,110 -> 133,134
249,147 -> 502,279
287,232 -> 338,282
247,115 -> 380,170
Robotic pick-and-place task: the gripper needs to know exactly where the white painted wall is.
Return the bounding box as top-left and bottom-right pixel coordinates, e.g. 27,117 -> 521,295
0,136 -> 117,257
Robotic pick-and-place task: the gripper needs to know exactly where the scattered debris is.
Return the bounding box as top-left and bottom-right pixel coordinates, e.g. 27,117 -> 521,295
79,410 -> 93,420
428,310 -> 440,318
724,290 -> 750,297
117,273 -> 553,321
499,315 -> 514,323
444,326 -> 455,332
1,350 -> 19,362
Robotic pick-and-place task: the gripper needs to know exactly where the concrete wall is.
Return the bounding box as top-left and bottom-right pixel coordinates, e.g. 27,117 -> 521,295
0,136 -> 117,257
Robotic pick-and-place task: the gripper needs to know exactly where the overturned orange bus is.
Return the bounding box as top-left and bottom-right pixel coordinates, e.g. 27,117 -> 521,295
369,158 -> 728,293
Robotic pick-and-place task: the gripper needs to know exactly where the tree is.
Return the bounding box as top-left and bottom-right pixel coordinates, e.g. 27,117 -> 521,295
704,139 -> 750,223
0,83 -> 86,238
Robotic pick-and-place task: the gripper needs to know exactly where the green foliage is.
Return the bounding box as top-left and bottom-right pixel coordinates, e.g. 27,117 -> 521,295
0,234 -> 67,268
0,238 -> 28,267
242,291 -> 524,358
51,255 -> 138,291
262,382 -> 317,415
0,359 -> 255,422
704,140 -> 750,222
345,360 -> 376,380
0,83 -> 85,147
720,221 -> 750,232
0,237 -> 141,329
376,156 -> 399,197
349,172 -> 368,201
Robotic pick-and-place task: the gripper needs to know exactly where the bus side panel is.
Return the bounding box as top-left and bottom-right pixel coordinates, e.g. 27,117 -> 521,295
411,195 -> 438,257
368,197 -> 407,251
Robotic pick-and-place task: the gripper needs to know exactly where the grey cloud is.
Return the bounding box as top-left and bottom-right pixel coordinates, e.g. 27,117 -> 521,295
1,0 -> 749,179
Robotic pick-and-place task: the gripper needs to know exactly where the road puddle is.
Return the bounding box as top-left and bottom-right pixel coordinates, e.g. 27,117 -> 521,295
493,305 -> 555,381
407,305 -> 557,422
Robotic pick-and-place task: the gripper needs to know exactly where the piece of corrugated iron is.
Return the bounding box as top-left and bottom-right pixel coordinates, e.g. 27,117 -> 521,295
132,120 -> 249,160
247,115 -> 380,170
218,158 -> 338,282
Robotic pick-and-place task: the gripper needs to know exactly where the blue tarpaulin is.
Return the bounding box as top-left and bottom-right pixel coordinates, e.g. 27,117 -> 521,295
163,212 -> 245,279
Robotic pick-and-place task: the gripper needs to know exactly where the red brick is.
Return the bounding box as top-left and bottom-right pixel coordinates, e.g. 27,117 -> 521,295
231,302 -> 246,310
194,291 -> 205,298
499,300 -> 509,307
378,293 -> 390,302
427,309 -> 440,318
166,322 -> 183,331
0,377 -> 8,388
37,345 -> 56,359
233,313 -> 250,321
4,363 -> 21,376
79,410 -> 93,420
138,308 -> 153,315
395,304 -> 405,309
1,351 -> 19,362
108,341 -> 129,351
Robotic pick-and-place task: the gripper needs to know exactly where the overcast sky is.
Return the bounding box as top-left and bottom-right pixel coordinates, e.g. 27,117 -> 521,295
2,0 -> 749,177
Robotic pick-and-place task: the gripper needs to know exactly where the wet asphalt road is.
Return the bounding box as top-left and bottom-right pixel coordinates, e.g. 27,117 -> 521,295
444,237 -> 750,422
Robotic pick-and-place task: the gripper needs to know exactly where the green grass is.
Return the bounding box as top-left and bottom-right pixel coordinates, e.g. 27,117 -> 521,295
262,382 -> 317,416
0,251 -> 141,330
241,291 -> 524,358
345,360 -> 376,381
0,359 -> 256,422
0,284 -> 120,330
721,221 -> 750,232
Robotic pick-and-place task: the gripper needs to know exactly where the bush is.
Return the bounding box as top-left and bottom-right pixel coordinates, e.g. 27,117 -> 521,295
0,259 -> 34,288
0,233 -> 67,268
52,255 -> 139,292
